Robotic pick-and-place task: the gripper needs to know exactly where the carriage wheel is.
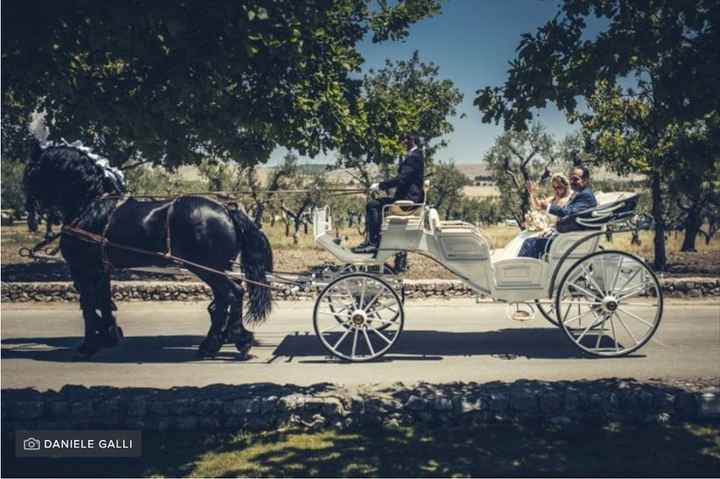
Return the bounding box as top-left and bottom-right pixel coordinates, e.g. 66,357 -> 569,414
314,273 -> 404,362
555,250 -> 663,357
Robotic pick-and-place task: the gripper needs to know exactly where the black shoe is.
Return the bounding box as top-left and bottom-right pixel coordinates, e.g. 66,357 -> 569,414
352,243 -> 377,254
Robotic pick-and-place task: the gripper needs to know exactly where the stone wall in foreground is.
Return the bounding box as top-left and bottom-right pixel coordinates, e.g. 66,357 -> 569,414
2,379 -> 719,432
2,277 -> 720,303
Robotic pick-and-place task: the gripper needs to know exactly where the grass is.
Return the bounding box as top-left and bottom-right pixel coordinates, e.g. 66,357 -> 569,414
4,421 -> 720,477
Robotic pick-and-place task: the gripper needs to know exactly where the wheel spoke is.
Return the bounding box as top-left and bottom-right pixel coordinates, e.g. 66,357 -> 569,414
351,328 -> 359,358
616,307 -> 656,329
613,312 -> 639,346
317,307 -> 350,317
342,284 -> 359,310
617,265 -> 642,294
371,327 -> 393,345
609,313 -> 620,352
581,264 -> 605,296
363,287 -> 386,313
567,281 -> 602,301
575,312 -> 609,343
358,277 -> 367,309
320,321 -> 351,334
332,329 -> 351,349
610,256 -> 624,292
367,316 -> 397,327
561,306 -> 596,325
362,328 -> 375,356
616,285 -> 648,302
370,303 -> 399,316
595,317 -> 604,349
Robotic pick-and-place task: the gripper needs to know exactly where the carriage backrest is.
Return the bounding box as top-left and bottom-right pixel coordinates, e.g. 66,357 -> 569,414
557,192 -> 639,232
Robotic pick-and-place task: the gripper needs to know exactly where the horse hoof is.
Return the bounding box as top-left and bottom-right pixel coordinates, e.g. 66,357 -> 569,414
196,348 -> 217,359
234,340 -> 252,358
197,335 -> 223,358
74,341 -> 101,359
100,326 -> 124,348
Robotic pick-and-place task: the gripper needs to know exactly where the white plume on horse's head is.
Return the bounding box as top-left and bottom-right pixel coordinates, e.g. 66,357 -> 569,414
28,111 -> 50,145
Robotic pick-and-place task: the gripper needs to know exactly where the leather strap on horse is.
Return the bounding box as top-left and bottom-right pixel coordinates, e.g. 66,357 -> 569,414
61,224 -> 285,292
18,231 -> 63,260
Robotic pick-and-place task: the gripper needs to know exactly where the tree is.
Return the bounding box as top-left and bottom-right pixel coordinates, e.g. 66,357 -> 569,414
474,0 -> 720,271
1,159 -> 25,218
2,0 -> 441,168
338,51 -> 463,175
482,124 -> 556,228
426,161 -> 470,220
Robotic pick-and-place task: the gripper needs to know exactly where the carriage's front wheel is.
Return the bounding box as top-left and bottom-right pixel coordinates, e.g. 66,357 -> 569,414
314,273 -> 404,362
555,250 -> 663,357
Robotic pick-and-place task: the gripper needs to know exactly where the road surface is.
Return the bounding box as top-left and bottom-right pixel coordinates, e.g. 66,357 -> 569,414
1,299 -> 718,391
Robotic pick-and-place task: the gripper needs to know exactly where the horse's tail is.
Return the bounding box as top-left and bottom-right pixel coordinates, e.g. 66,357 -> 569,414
229,207 -> 273,324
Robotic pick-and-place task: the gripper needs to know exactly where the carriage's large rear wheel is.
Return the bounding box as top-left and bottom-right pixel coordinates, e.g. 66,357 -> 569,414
314,273 -> 404,362
555,250 -> 663,357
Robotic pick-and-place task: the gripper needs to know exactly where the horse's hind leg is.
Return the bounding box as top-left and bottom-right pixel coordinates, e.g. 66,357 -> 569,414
193,269 -> 233,358
198,294 -> 229,358
223,281 -> 254,358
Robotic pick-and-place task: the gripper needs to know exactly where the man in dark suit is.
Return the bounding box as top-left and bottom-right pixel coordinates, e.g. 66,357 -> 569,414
518,165 -> 597,258
352,134 -> 425,254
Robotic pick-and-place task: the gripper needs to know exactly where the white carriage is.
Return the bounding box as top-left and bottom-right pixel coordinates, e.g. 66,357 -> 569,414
311,193 -> 663,361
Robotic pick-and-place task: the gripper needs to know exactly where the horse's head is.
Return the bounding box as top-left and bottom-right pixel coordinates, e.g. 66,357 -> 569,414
23,141 -> 119,223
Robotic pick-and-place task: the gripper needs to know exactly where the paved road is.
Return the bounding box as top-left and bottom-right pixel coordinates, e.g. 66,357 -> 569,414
1,300 -> 718,391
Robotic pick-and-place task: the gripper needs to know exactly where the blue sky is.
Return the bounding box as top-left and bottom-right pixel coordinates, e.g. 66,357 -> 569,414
271,0 -> 596,166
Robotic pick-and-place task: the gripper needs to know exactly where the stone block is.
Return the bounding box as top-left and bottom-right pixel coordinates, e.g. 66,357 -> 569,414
14,401 -> 45,419
698,392 -> 720,419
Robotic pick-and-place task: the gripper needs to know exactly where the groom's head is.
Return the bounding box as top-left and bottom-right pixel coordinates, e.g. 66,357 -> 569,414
569,165 -> 590,192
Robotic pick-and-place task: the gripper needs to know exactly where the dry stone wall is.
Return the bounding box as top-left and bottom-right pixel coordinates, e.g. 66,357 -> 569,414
3,379 -> 719,432
2,278 -> 720,303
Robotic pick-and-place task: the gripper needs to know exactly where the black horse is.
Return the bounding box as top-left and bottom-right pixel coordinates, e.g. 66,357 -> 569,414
23,141 -> 273,359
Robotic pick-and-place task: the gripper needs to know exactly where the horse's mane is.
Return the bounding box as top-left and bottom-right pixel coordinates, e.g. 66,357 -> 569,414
24,142 -> 122,218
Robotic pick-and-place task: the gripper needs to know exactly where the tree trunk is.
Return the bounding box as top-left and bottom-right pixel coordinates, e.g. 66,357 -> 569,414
253,203 -> 264,228
650,173 -> 667,271
681,207 -> 701,252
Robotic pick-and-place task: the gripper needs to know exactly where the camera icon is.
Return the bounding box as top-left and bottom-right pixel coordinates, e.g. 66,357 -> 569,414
23,437 -> 41,451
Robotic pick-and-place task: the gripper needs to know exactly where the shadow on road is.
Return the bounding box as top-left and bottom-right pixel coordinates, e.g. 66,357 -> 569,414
2,328 -> 644,363
0,335 -> 250,363
276,328 -> 592,361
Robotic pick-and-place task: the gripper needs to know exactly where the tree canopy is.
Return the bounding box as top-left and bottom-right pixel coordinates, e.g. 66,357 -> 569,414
474,0 -> 719,132
474,0 -> 720,269
338,50 -> 463,179
2,0 -> 441,167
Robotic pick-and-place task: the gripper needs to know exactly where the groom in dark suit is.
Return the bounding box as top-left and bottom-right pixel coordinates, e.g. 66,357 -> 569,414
518,165 -> 597,258
352,134 -> 425,254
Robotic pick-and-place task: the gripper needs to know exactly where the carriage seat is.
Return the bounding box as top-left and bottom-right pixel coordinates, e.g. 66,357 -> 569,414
382,200 -> 425,229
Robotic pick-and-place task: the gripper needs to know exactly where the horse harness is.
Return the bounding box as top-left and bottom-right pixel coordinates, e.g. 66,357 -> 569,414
56,195 -> 283,291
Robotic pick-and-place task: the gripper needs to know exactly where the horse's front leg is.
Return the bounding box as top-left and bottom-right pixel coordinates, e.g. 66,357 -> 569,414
96,274 -> 124,348
70,267 -> 122,358
71,272 -> 105,358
